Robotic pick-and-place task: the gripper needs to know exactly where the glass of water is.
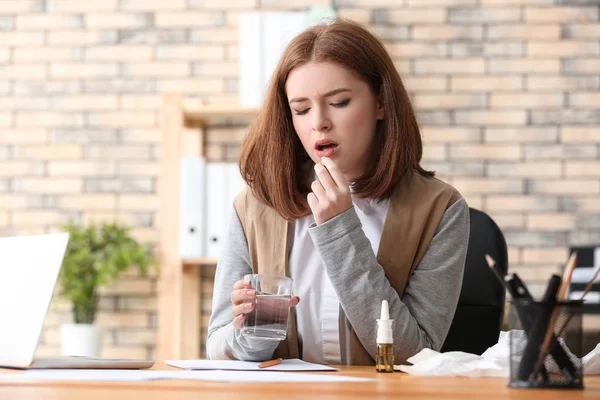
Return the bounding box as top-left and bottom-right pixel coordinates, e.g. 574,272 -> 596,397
242,274 -> 293,341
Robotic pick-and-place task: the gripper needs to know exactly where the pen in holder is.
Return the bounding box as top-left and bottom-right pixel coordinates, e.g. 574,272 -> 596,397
486,253 -> 587,390
509,299 -> 584,389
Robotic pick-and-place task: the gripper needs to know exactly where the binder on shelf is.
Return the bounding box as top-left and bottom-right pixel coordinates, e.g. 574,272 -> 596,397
239,12 -> 263,108
179,157 -> 206,259
227,163 -> 246,206
179,158 -> 246,260
204,162 -> 228,259
204,162 -> 247,259
239,11 -> 307,107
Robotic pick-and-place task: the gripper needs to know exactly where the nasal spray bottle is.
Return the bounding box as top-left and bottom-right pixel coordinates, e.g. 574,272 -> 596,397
376,300 -> 394,373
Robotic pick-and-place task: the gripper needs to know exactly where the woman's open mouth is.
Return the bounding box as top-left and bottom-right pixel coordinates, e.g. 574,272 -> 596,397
314,139 -> 339,158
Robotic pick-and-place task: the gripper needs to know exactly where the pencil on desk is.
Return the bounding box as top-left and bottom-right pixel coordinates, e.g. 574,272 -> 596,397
258,358 -> 282,368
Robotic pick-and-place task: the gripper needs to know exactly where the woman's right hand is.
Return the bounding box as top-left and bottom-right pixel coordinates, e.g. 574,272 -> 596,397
231,279 -> 300,329
231,279 -> 257,329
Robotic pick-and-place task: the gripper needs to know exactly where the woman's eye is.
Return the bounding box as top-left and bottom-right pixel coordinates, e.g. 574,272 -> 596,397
332,99 -> 350,108
294,108 -> 309,116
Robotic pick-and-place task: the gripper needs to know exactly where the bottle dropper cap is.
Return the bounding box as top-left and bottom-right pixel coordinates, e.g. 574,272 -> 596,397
376,300 -> 393,344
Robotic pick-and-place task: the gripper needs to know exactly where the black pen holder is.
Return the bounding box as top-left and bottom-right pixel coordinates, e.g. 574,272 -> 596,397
509,299 -> 584,389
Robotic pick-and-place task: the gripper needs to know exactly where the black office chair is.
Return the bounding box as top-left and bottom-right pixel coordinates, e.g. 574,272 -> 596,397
441,208 -> 508,355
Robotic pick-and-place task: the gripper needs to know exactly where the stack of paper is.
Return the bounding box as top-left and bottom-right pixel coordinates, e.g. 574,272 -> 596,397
165,358 -> 337,372
0,358 -> 378,383
0,369 -> 371,383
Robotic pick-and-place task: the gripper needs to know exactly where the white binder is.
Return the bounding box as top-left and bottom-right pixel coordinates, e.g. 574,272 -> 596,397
239,12 -> 263,107
178,157 -> 206,259
227,163 -> 246,203
179,159 -> 247,259
239,11 -> 308,107
204,162 -> 228,259
203,162 -> 247,259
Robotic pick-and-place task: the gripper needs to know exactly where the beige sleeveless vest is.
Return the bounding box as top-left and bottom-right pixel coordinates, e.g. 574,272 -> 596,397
233,171 -> 462,365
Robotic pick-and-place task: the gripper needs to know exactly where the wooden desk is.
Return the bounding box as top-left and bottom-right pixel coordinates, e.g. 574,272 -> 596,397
1,364 -> 598,399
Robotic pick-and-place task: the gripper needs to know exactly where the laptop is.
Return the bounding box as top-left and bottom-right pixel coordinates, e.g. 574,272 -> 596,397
0,232 -> 154,370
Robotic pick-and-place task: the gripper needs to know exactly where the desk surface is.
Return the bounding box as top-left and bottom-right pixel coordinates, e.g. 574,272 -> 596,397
1,363 -> 598,399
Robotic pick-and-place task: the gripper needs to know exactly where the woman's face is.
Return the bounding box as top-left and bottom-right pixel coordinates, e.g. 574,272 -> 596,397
285,61 -> 384,182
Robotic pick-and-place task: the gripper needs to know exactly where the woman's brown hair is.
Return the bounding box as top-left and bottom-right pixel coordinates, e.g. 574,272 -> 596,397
239,19 -> 433,220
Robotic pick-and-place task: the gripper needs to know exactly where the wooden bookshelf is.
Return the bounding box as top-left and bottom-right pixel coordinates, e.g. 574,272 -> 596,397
182,258 -> 219,266
183,99 -> 260,121
157,93 -> 258,361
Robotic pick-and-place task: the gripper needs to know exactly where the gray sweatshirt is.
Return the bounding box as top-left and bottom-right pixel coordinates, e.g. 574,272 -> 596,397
206,198 -> 470,363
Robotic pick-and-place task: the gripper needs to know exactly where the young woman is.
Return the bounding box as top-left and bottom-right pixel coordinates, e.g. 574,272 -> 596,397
206,19 -> 469,365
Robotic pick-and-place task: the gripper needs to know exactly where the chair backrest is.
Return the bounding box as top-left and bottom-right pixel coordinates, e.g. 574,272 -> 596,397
441,208 -> 508,355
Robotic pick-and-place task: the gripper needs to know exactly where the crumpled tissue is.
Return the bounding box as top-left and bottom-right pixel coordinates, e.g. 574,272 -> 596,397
399,331 -> 600,377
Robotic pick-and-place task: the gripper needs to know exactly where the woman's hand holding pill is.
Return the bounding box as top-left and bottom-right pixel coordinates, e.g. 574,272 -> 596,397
307,157 -> 353,225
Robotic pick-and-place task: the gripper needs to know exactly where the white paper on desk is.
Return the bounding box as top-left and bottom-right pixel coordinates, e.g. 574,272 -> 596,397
166,358 -> 337,372
1,370 -> 371,384
4,369 -> 173,382
0,373 -> 38,382
173,370 -> 372,383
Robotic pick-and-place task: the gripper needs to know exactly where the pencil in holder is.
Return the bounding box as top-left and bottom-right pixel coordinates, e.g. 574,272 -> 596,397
509,299 -> 584,389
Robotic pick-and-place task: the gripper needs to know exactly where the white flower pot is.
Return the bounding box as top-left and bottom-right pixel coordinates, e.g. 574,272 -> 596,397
60,323 -> 102,357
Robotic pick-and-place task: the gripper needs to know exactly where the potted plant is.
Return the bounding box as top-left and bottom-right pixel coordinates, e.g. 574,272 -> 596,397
57,221 -> 155,357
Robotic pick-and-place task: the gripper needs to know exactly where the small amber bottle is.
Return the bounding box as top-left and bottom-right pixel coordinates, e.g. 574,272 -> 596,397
376,343 -> 394,372
375,300 -> 394,373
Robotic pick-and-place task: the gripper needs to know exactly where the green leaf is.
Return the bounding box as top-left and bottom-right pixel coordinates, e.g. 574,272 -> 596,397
57,219 -> 157,324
